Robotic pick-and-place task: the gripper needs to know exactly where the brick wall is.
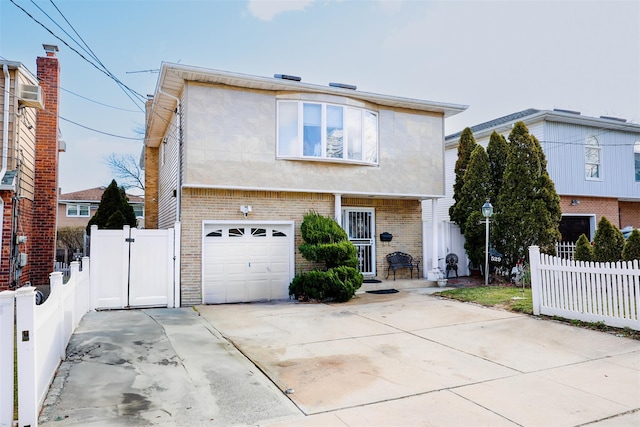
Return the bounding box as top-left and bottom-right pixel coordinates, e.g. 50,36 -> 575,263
619,201 -> 640,229
178,189 -> 422,305
144,146 -> 159,229
31,51 -> 60,286
560,196 -> 621,227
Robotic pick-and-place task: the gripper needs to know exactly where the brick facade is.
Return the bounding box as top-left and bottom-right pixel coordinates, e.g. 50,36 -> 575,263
31,51 -> 60,286
560,196 -> 640,229
178,188 -> 422,305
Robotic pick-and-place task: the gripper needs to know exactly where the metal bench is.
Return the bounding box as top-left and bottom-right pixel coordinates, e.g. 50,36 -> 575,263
385,251 -> 420,280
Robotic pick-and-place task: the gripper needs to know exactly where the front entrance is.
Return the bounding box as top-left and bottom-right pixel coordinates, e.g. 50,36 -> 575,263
559,215 -> 593,242
342,208 -> 375,276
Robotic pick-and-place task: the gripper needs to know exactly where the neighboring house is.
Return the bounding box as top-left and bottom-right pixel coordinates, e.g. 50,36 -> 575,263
56,186 -> 144,263
428,108 -> 640,274
0,45 -> 62,290
144,63 -> 466,305
57,186 -> 145,228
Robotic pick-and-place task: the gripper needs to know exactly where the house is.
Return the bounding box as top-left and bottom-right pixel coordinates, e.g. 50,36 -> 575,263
429,108 -> 640,274
56,186 -> 145,262
0,45 -> 62,290
144,63 -> 467,305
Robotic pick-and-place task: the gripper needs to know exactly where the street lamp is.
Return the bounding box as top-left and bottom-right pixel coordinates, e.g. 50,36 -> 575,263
481,199 -> 494,286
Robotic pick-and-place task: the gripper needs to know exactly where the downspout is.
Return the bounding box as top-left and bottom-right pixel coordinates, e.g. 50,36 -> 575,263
2,64 -> 9,184
158,89 -> 182,222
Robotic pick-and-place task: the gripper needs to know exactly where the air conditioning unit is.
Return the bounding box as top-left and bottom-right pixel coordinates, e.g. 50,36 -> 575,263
18,84 -> 44,109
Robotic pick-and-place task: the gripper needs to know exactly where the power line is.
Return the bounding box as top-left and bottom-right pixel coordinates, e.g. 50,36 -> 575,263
58,116 -> 143,140
60,87 -> 142,112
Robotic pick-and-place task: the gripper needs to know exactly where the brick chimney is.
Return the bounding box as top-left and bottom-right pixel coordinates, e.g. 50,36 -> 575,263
31,44 -> 60,286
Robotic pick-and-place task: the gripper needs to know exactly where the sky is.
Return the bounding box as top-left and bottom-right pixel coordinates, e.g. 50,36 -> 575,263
1,0 -> 638,195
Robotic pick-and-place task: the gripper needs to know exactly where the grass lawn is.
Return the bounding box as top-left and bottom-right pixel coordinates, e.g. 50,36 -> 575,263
434,285 -> 640,340
435,286 -> 533,314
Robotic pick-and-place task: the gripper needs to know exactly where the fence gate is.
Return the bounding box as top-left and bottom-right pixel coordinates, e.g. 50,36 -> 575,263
90,225 -> 178,309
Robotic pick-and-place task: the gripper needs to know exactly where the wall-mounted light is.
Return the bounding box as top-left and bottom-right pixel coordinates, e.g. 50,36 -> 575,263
571,199 -> 580,206
240,205 -> 252,217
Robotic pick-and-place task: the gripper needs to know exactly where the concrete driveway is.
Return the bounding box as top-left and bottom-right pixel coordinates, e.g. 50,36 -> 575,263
198,288 -> 640,427
40,286 -> 640,426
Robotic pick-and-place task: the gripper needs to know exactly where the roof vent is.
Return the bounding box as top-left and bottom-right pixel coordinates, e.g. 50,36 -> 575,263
600,115 -> 627,122
274,74 -> 301,82
329,82 -> 357,90
553,108 -> 581,115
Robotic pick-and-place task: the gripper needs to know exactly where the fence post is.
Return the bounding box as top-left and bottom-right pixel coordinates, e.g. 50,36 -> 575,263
529,246 -> 541,315
89,225 -> 98,310
15,287 -> 37,427
50,272 -> 65,361
173,222 -> 181,308
81,257 -> 90,315
0,290 -> 15,427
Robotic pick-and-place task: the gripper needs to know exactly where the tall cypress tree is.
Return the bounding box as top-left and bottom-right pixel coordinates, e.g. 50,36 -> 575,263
494,122 -> 561,267
593,216 -> 625,262
449,127 -> 477,231
486,131 -> 508,207
86,179 -> 138,234
456,145 -> 491,266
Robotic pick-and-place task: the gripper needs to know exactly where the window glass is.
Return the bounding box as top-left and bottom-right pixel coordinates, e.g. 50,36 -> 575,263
584,135 -> 600,179
229,228 -> 245,237
132,205 -> 144,217
346,108 -> 362,160
66,204 -> 90,217
635,141 -> 640,182
79,205 -> 90,216
278,101 -> 298,156
363,111 -> 378,163
206,230 -> 222,237
326,105 -> 343,158
303,103 -> 322,157
272,229 -> 287,237
66,205 -> 77,216
251,228 -> 267,237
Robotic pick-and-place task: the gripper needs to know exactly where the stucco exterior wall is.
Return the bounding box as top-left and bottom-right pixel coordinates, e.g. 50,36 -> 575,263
182,83 -> 444,197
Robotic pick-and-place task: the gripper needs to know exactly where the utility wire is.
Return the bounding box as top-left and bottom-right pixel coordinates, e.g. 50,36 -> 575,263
60,87 -> 142,112
59,116 -> 143,140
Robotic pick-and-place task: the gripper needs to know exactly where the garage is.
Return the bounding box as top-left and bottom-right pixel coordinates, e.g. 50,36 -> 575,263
202,221 -> 295,304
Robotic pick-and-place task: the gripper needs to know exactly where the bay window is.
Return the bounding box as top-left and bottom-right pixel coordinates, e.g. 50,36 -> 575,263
277,101 -> 378,164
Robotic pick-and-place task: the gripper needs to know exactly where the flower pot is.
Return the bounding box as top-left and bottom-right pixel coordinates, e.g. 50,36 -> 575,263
437,279 -> 448,287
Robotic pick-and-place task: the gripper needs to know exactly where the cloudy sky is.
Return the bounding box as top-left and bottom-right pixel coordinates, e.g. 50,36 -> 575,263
1,0 -> 638,194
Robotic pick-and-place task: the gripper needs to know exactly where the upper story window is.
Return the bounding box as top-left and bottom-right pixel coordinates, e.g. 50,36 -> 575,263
584,135 -> 600,180
635,141 -> 640,182
66,204 -> 90,217
277,101 -> 378,164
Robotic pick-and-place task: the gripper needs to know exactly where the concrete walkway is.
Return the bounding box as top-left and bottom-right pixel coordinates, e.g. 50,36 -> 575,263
40,285 -> 640,426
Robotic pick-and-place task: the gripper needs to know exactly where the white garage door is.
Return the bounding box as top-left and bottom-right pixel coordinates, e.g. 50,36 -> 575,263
202,222 -> 294,304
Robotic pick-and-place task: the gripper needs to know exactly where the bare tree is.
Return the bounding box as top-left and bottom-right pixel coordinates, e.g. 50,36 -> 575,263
104,153 -> 144,191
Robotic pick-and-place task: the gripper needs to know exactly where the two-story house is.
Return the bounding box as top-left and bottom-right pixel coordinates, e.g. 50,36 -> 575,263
144,63 -> 466,305
428,108 -> 640,274
0,45 -> 62,290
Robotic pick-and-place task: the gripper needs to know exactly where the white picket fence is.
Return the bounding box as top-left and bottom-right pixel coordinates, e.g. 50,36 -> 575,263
0,258 -> 90,427
529,246 -> 640,330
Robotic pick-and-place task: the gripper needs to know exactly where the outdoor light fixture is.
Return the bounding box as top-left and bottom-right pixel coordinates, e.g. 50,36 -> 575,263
571,199 -> 580,206
482,199 -> 494,286
240,205 -> 252,217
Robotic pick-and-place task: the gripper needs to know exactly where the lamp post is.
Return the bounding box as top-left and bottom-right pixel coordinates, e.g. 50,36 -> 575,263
481,199 -> 494,286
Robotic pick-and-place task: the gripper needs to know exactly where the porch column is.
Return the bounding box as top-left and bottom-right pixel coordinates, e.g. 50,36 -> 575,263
431,198 -> 439,275
334,194 -> 342,223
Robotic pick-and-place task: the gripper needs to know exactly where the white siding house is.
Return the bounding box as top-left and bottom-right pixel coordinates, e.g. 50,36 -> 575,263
427,109 -> 640,273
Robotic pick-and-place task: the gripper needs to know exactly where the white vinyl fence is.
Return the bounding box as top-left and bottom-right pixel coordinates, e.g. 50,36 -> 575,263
529,246 -> 640,330
0,258 -> 90,427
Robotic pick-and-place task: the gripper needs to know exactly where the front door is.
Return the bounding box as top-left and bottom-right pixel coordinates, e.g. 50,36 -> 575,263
342,208 -> 375,276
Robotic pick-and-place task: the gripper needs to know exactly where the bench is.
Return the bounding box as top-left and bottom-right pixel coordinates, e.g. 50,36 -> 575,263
385,252 -> 420,280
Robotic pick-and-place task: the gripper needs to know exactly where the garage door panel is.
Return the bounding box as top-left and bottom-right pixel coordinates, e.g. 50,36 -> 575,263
203,223 -> 293,304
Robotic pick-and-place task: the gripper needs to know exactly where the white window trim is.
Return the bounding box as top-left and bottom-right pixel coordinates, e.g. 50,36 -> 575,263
276,100 -> 379,166
66,203 -> 90,217
634,140 -> 640,182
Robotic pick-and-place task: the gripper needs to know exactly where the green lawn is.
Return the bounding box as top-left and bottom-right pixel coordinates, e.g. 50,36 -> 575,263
434,286 -> 533,314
